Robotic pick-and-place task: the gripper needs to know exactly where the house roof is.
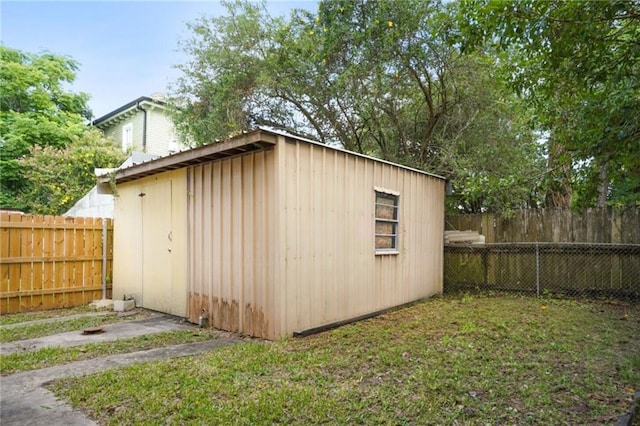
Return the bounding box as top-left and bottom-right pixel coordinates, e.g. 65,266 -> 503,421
100,128 -> 445,185
92,96 -> 166,128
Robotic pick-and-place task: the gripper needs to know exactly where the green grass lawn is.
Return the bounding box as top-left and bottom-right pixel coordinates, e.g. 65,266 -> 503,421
47,294 -> 640,425
0,329 -> 218,375
0,305 -> 102,326
0,310 -> 153,342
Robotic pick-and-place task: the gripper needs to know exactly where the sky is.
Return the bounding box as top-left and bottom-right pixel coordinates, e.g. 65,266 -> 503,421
1,0 -> 317,119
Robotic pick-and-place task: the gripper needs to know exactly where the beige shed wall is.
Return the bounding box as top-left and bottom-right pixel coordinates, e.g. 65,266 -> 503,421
113,169 -> 188,317
276,139 -> 444,336
187,149 -> 277,338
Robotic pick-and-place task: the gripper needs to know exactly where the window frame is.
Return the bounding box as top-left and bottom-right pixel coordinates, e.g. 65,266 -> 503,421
374,187 -> 400,255
122,123 -> 133,151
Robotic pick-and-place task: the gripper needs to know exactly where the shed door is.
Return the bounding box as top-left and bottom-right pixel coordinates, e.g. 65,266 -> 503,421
141,178 -> 173,313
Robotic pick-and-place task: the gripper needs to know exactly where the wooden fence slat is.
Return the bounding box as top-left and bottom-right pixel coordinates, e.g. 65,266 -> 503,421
446,207 -> 640,244
32,215 -> 44,310
50,216 -> 62,309
0,213 -> 10,313
8,214 -> 22,313
0,214 -> 114,314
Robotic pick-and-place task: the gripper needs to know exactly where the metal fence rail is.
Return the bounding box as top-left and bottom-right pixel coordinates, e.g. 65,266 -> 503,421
444,243 -> 640,300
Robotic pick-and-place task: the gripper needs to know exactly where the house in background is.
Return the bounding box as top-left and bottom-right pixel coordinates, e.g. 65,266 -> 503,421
66,95 -> 185,218
65,152 -> 159,218
104,128 -> 446,340
92,94 -> 183,156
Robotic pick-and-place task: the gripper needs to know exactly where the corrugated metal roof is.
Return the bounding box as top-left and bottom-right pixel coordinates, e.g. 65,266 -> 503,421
101,128 -> 446,184
100,130 -> 278,184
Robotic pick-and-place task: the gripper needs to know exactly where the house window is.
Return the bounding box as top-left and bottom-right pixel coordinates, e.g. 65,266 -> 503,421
122,124 -> 133,151
375,189 -> 399,253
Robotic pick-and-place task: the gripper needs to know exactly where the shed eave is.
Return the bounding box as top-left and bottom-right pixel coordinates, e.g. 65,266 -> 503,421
100,130 -> 278,184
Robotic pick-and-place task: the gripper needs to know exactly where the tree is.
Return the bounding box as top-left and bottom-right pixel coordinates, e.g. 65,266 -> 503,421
456,0 -> 640,207
171,0 -> 544,213
19,129 -> 125,215
0,46 -> 91,210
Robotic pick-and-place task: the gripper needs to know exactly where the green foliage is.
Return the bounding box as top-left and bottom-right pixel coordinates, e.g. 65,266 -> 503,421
457,0 -> 640,207
19,129 -> 125,215
0,46 -> 92,211
171,0 -> 543,213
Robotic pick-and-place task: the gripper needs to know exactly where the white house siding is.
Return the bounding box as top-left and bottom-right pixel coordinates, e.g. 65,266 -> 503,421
112,169 -> 187,316
276,138 -> 444,336
187,150 -> 277,338
103,114 -> 145,152
146,108 -> 178,156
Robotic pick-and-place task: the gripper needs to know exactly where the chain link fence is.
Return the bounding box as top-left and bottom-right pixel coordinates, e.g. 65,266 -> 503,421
444,243 -> 640,300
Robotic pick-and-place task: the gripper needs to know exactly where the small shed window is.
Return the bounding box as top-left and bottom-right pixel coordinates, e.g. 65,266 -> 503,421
375,189 -> 399,253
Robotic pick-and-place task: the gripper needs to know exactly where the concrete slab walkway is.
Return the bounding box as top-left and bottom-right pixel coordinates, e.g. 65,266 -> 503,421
1,314 -> 190,355
0,314 -> 244,426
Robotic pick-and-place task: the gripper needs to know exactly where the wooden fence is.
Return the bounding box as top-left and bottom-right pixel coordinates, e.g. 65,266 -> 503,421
0,213 -> 113,314
445,207 -> 640,243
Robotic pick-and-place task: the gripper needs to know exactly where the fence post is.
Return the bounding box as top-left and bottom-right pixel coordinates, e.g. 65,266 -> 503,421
536,242 -> 540,297
102,219 -> 107,300
482,247 -> 488,287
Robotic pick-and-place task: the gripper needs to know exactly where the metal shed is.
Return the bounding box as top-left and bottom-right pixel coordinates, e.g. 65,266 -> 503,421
107,128 -> 445,339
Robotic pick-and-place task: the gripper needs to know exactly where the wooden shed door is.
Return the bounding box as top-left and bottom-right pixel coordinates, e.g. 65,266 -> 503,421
141,179 -> 173,313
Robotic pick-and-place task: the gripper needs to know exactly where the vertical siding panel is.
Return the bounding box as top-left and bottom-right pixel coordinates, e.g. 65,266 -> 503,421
332,151 -> 343,321
113,181 -> 143,304
242,154 -> 255,335
301,144 -> 312,328
212,161 -> 223,330
348,155 -> 359,314
267,147 -> 280,338
285,142 -> 298,332
335,152 -> 347,318
195,166 -> 205,318
222,160 -> 233,331
203,163 -> 213,319
170,169 -> 188,317
231,156 -> 243,332
413,171 -> 422,300
300,142 -> 311,329
324,149 -> 337,323
362,157 -> 374,308
251,152 -> 262,336
311,145 -> 322,328
186,168 -> 193,321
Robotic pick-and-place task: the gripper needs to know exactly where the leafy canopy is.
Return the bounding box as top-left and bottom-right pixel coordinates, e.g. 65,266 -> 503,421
456,0 -> 640,207
0,46 -> 92,211
19,129 -> 125,215
1,46 -> 125,214
170,0 -> 544,213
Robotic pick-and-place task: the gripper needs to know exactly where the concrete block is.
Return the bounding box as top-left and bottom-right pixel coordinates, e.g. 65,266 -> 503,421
90,299 -> 114,309
113,299 -> 135,312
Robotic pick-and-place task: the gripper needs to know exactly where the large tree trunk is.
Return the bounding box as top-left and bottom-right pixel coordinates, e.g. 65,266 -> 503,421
596,160 -> 609,207
544,135 -> 572,208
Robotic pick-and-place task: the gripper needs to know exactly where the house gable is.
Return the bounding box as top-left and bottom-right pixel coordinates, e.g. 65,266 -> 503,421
92,96 -> 181,157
